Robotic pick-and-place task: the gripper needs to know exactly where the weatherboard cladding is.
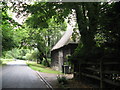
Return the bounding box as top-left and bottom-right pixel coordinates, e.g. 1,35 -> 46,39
51,43 -> 78,71
51,28 -> 79,71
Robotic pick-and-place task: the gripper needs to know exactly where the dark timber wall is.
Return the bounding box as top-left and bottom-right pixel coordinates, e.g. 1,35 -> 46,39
51,43 -> 78,72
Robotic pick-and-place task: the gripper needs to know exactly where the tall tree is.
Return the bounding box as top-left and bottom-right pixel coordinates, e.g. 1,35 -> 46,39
11,1 -> 120,62
1,2 -> 20,51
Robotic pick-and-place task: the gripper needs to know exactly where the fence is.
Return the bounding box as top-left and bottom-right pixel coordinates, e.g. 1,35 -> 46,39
74,57 -> 120,88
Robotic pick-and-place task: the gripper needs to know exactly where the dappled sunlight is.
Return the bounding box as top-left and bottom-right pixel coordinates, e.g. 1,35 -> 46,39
27,62 -> 46,68
7,60 -> 27,66
27,62 -> 62,74
1,1 -> 120,88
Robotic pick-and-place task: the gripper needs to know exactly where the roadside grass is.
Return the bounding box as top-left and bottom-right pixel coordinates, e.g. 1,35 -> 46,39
0,59 -> 14,65
27,61 -> 62,74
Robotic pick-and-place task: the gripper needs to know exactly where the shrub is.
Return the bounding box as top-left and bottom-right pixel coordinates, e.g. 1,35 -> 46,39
25,49 -> 40,61
25,53 -> 32,60
0,60 -> 2,64
41,59 -> 47,66
41,58 -> 51,66
4,51 -> 14,59
57,75 -> 68,85
3,48 -> 30,60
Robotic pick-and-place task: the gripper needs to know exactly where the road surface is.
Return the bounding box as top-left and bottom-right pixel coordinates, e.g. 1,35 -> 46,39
2,60 -> 48,89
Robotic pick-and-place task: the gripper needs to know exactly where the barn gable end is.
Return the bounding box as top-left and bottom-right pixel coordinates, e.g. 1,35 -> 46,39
51,28 -> 80,72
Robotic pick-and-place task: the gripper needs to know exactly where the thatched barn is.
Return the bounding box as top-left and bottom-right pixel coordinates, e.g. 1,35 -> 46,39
51,29 -> 80,72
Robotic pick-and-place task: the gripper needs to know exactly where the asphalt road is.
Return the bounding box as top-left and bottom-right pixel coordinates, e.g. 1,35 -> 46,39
2,60 -> 48,89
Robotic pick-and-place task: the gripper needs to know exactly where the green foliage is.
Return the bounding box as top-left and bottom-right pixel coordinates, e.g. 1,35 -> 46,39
0,59 -> 13,65
3,1 -> 120,66
25,53 -> 32,60
4,51 -> 14,59
94,31 -> 106,47
25,48 -> 51,63
57,75 -> 68,85
22,2 -> 69,28
100,2 -> 120,51
71,28 -> 80,42
26,49 -> 40,61
0,60 -> 2,65
31,50 -> 38,60
41,58 -> 51,66
2,16 -> 16,51
2,48 -> 30,60
70,2 -> 120,62
9,1 -> 69,66
41,59 -> 48,66
1,2 -> 22,51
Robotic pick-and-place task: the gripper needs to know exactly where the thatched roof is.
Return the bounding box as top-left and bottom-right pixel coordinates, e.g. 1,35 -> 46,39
51,25 -> 80,51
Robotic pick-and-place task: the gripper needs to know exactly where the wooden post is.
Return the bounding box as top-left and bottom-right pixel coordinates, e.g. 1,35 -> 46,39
100,59 -> 103,88
79,63 -> 81,81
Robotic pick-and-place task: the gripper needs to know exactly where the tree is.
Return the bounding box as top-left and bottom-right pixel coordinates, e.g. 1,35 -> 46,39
1,1 -> 30,60
10,1 -> 68,66
99,2 -> 120,55
1,2 -> 18,51
71,2 -> 120,61
20,19 -> 66,66
11,1 -> 120,63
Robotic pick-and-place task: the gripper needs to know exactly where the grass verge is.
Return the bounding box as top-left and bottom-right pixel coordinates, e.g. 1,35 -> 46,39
0,59 -> 14,65
26,61 -> 62,74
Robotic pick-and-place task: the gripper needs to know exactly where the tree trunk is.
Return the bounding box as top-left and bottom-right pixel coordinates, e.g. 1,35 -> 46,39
74,3 -> 99,49
37,44 -> 50,67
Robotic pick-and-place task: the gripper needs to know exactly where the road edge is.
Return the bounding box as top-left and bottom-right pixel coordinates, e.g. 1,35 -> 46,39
36,71 -> 53,90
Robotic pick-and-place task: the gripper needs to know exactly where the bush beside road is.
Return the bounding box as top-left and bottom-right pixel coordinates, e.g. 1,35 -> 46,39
0,59 -> 14,65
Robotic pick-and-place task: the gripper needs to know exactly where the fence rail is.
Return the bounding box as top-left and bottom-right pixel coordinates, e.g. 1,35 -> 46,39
74,57 -> 120,88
